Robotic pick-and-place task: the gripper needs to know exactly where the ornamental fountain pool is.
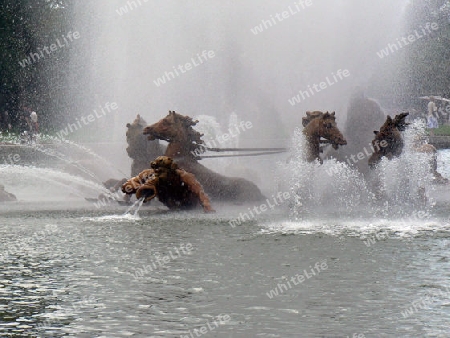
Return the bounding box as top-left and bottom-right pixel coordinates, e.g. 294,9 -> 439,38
1,1 -> 449,336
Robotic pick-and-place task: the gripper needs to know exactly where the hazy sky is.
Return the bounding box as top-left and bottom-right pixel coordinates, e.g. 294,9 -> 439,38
72,0 -> 410,144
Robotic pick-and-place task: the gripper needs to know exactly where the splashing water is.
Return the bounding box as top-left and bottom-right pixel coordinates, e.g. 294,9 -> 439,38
280,120 -> 436,220
81,198 -> 144,223
193,114 -> 236,174
0,165 -> 111,202
373,119 -> 435,215
81,212 -> 141,223
1,133 -> 129,181
42,135 -> 129,178
123,197 -> 145,217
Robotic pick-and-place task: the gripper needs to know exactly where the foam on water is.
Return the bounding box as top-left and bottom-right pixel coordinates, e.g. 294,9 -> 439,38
80,198 -> 145,222
81,213 -> 141,223
259,215 -> 450,238
278,128 -> 375,219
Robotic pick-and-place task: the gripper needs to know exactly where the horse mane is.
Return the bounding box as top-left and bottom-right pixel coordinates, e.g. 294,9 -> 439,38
376,112 -> 409,134
127,114 -> 147,128
392,112 -> 410,131
302,111 -> 336,127
369,112 -> 409,168
169,111 -> 205,154
302,111 -> 324,127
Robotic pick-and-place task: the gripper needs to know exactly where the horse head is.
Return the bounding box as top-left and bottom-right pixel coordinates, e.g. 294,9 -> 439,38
143,111 -> 187,142
320,111 -> 347,149
143,111 -> 205,159
368,113 -> 409,168
302,111 -> 347,162
393,112 -> 410,131
302,111 -> 324,127
126,114 -> 148,159
304,111 -> 347,149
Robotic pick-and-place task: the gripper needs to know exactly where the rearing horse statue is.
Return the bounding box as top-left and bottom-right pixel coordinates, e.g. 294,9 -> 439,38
143,111 -> 266,202
302,111 -> 347,163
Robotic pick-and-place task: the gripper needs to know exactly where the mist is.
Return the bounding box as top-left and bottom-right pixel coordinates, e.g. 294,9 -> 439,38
66,0 -> 410,166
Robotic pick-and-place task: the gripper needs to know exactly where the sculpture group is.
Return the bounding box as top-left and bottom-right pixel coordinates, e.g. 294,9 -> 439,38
0,97 -> 444,206
117,102 -> 447,211
142,111 -> 265,202
121,111 -> 266,211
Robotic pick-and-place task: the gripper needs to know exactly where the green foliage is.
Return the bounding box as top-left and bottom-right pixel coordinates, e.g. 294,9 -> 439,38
431,124 -> 450,135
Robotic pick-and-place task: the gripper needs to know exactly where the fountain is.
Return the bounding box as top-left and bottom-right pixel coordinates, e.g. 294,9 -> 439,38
2,1 -> 450,337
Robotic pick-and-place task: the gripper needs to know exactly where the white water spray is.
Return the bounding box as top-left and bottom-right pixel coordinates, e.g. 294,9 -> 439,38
281,120 -> 436,220
123,197 -> 145,217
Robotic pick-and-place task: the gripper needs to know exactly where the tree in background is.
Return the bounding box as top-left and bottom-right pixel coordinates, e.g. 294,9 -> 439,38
0,0 -> 74,132
403,0 -> 450,102
367,1 -> 450,111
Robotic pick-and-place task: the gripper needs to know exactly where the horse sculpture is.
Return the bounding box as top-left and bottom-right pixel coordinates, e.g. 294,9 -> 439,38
122,156 -> 215,212
368,112 -> 409,169
368,112 -> 447,183
90,115 -> 164,205
126,114 -> 165,176
143,111 -> 266,202
302,111 -> 347,163
338,94 -> 386,174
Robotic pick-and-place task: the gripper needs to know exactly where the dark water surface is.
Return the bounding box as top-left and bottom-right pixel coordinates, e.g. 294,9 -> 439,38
0,202 -> 450,337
